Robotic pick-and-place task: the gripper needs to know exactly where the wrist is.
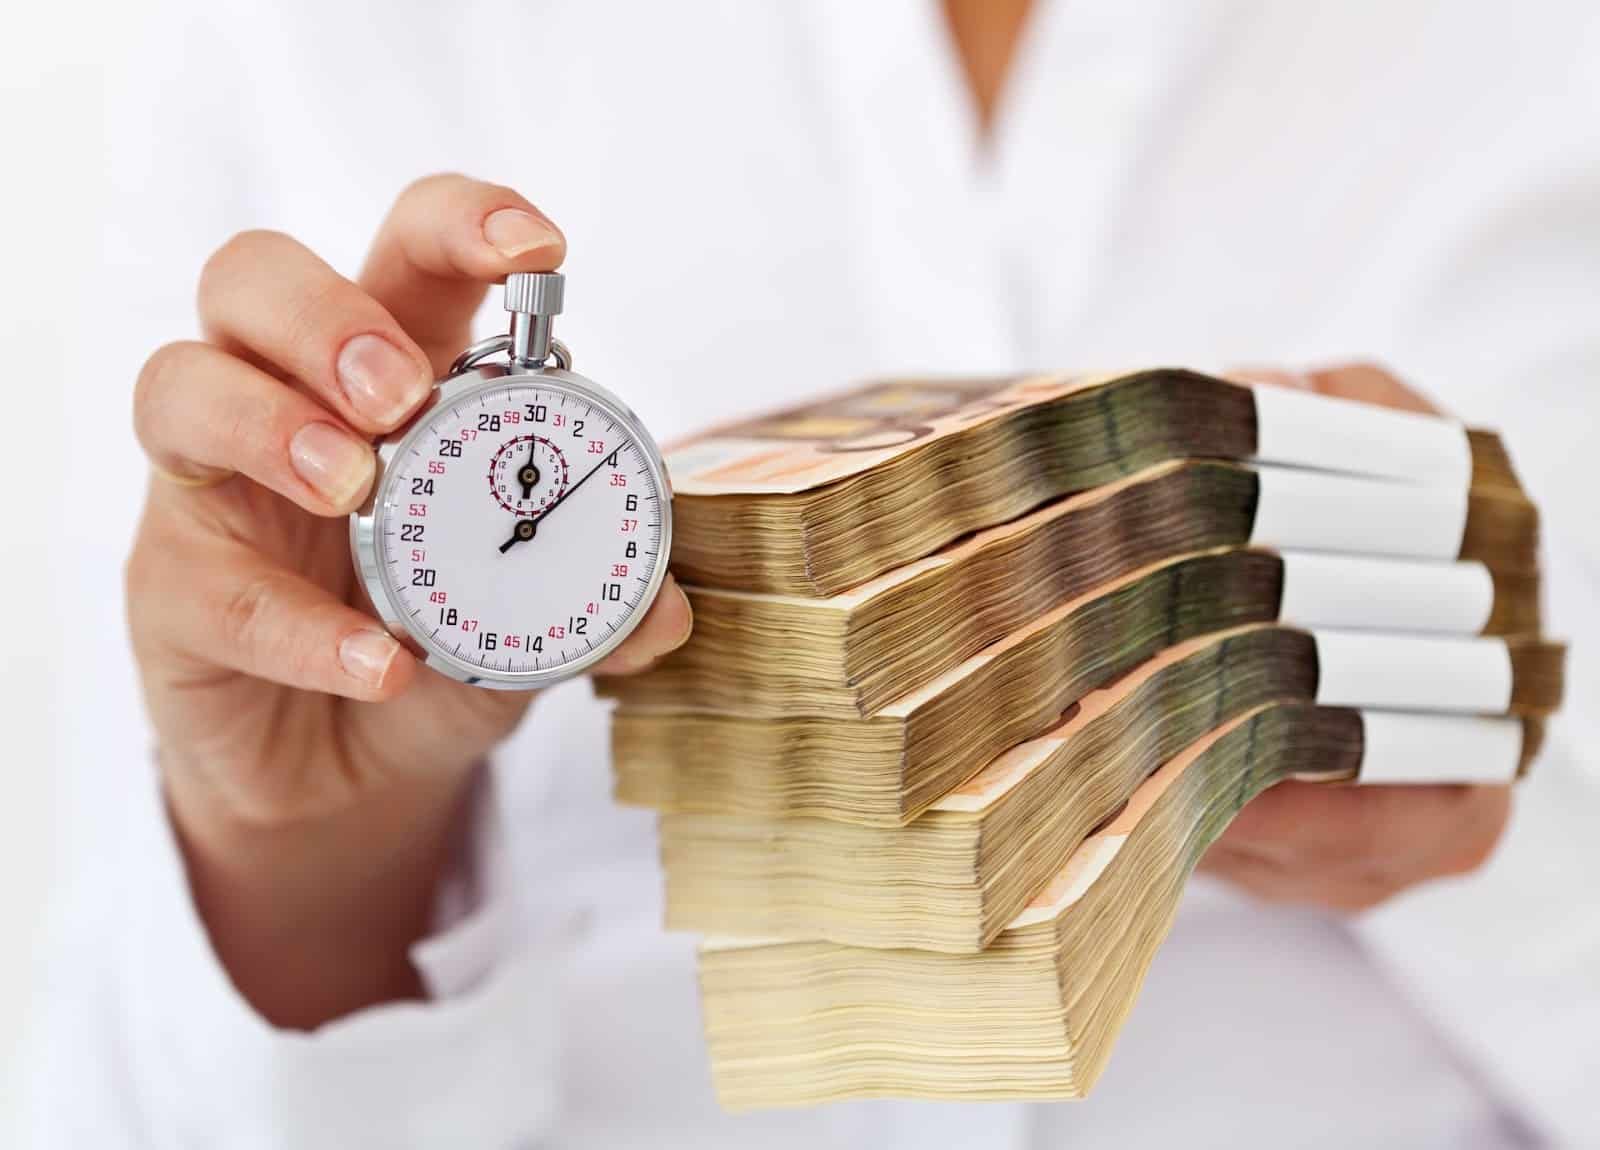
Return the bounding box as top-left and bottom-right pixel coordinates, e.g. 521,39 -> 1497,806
164,757 -> 481,1028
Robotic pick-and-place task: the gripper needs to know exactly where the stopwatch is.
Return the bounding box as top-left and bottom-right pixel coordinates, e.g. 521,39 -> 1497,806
351,272 -> 672,690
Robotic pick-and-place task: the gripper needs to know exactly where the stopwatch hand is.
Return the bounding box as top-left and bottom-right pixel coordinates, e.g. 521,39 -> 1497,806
518,438 -> 540,499
528,453 -> 612,527
499,447 -> 616,555
499,519 -> 537,553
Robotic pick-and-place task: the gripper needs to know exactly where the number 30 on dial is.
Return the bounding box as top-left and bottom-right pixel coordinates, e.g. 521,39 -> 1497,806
351,370 -> 672,689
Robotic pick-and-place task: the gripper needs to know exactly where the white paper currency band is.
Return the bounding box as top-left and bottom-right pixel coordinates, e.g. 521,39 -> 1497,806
1249,383 -> 1472,487
1277,553 -> 1494,634
1356,710 -> 1524,785
1311,629 -> 1514,712
1249,465 -> 1469,559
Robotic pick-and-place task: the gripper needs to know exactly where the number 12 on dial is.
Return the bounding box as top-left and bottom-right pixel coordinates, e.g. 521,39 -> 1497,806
350,274 -> 673,690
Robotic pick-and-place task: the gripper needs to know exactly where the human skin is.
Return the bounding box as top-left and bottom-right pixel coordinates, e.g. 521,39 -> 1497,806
1199,364 -> 1513,910
127,175 -> 693,1028
129,222 -> 1513,1036
127,162 -> 1515,1031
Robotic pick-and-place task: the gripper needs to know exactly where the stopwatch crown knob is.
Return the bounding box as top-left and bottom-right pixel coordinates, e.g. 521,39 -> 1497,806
504,272 -> 565,318
503,273 -> 565,368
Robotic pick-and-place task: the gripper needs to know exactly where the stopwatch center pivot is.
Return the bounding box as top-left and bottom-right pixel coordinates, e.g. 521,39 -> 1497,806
499,518 -> 538,554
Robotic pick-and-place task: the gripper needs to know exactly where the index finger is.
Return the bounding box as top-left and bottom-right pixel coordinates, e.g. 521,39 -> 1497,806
358,174 -> 567,374
1227,362 -> 1441,415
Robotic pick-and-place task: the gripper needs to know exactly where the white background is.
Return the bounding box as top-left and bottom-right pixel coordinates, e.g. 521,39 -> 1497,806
4,1 -> 1598,1144
0,4 -> 97,1139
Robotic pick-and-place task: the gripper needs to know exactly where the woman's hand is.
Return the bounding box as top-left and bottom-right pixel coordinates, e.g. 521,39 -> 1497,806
127,175 -> 692,1026
1201,363 -> 1512,910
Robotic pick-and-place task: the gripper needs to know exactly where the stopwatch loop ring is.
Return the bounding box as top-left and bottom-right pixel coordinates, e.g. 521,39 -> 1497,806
448,335 -> 572,378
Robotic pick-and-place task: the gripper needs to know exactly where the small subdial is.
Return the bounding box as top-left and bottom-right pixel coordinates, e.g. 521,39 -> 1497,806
487,435 -> 570,516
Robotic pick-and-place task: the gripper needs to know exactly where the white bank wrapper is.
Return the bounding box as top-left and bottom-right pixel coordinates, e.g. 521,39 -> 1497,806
1311,630 -> 1513,713
1355,711 -> 1524,785
1277,552 -> 1495,635
1249,383 -> 1471,487
1249,465 -> 1470,560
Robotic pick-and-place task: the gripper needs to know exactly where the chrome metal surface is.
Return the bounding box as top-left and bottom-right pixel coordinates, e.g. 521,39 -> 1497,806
449,334 -> 514,376
350,275 -> 670,691
503,271 -> 565,316
504,271 -> 566,367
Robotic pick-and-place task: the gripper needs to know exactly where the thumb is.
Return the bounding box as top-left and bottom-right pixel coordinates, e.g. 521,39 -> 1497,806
591,574 -> 695,676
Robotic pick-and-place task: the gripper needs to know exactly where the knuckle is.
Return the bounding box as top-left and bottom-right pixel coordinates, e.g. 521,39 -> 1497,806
133,341 -> 201,442
218,575 -> 277,653
199,228 -> 290,302
217,577 -> 333,686
1440,808 -> 1510,876
279,274 -> 357,361
398,171 -> 470,206
1331,358 -> 1398,384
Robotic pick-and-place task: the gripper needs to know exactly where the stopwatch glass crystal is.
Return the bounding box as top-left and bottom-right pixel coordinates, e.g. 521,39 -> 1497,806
371,377 -> 667,682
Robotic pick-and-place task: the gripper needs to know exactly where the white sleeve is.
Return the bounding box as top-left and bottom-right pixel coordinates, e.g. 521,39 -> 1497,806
1349,708 -> 1600,1147
26,760 -> 562,1149
1347,137 -> 1600,1145
38,9 -> 561,1143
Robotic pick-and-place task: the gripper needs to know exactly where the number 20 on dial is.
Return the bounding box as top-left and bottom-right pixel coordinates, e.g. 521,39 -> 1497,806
350,274 -> 672,689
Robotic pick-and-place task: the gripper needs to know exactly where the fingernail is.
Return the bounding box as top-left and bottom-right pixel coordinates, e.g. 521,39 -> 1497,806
290,422 -> 375,507
337,334 -> 431,426
483,208 -> 562,259
340,630 -> 400,688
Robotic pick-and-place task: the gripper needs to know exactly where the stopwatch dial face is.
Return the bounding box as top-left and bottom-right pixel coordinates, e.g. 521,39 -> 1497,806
374,380 -> 667,680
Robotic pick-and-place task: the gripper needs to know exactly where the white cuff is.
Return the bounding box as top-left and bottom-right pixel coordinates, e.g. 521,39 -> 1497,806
118,763 -> 559,1149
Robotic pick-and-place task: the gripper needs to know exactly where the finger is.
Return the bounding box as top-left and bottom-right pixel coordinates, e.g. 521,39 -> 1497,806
358,174 -> 566,372
1225,366 -> 1316,391
198,229 -> 436,435
135,341 -> 378,514
1425,784 -> 1513,876
591,574 -> 695,676
1303,361 -> 1440,414
130,540 -> 417,703
1200,848 -> 1406,913
1227,362 -> 1441,415
1217,780 -> 1510,880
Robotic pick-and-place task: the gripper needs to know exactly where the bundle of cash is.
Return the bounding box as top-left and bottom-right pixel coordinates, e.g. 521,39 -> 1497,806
604,370 -> 1566,1107
696,704 -> 1547,1109
667,371 -> 1534,595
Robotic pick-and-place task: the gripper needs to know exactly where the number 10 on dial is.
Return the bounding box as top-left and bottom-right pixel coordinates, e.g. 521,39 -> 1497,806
351,273 -> 672,689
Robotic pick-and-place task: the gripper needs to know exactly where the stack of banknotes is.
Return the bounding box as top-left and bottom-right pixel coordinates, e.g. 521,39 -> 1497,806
599,370 -> 1566,1110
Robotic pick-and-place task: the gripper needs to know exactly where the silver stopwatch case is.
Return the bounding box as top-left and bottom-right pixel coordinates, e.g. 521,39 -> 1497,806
349,274 -> 674,690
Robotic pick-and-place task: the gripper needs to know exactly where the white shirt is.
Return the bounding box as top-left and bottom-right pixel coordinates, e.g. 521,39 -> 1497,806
34,1 -> 1600,1145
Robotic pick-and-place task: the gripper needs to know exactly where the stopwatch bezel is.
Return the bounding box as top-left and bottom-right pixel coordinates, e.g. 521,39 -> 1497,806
350,362 -> 675,691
